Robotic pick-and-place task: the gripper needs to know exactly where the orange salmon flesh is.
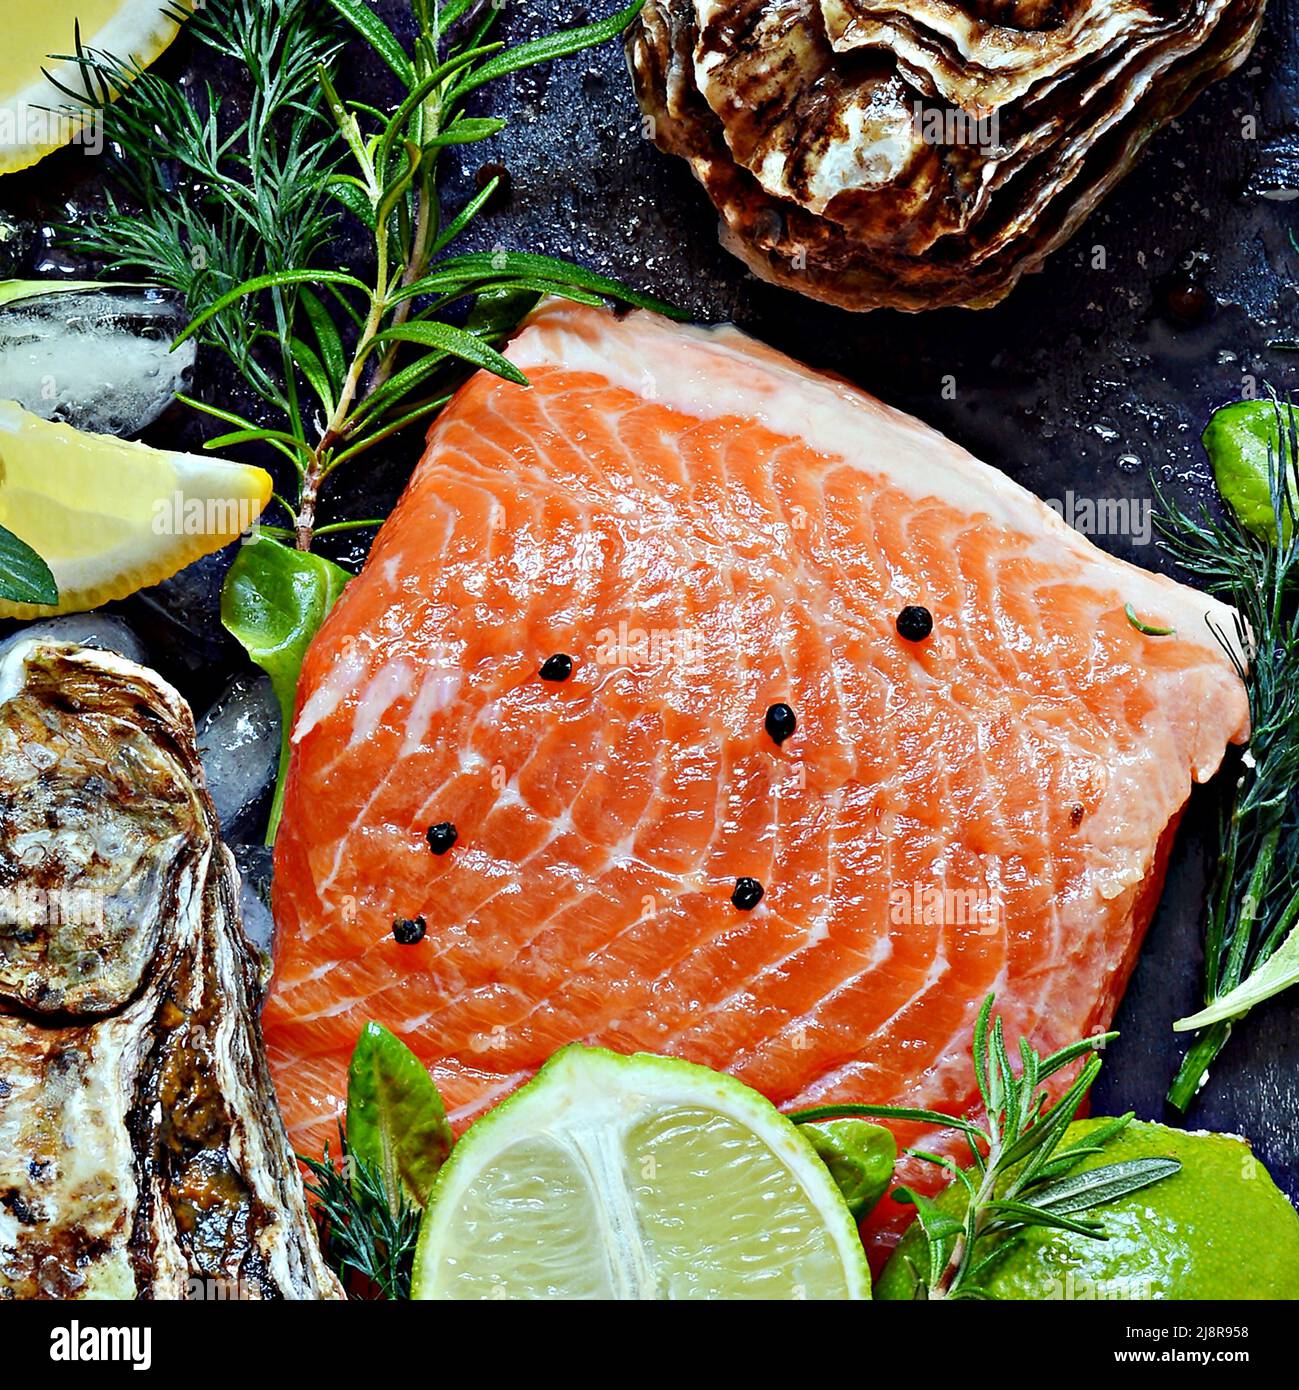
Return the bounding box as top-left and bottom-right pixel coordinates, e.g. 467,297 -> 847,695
265,302 -> 1248,1258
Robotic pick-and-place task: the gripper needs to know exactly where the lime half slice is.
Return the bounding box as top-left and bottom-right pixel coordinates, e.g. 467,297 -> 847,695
413,1046 -> 871,1300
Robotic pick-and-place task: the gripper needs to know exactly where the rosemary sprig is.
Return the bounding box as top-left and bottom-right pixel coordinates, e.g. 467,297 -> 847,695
1156,397 -> 1299,1109
65,0 -> 669,549
301,1131 -> 422,1300
789,996 -> 1179,1299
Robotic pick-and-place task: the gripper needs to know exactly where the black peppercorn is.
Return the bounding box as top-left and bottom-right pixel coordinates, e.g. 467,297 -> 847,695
427,822 -> 458,855
392,916 -> 427,945
732,877 -> 765,910
896,605 -> 933,642
764,702 -> 797,746
540,653 -> 574,681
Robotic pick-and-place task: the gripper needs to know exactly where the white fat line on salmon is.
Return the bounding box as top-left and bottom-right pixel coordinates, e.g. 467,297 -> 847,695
50,1322 -> 151,1371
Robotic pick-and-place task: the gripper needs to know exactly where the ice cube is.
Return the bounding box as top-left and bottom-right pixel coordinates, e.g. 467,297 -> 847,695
196,670 -> 281,842
0,287 -> 196,435
231,842 -> 276,984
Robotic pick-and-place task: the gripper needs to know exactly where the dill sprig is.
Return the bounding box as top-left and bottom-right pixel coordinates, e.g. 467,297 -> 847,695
1156,398 -> 1299,1109
789,996 -> 1179,1300
301,1131 -> 422,1300
61,0 -> 343,429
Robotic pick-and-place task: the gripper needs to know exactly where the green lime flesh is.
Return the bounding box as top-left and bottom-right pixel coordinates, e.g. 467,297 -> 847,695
412,1045 -> 871,1300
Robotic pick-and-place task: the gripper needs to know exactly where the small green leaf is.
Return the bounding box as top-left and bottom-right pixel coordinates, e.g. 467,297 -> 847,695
982,1199 -> 1103,1238
1203,398 -> 1299,542
466,286 -> 542,339
347,1022 -> 453,1213
790,1101 -> 987,1142
1176,922 -> 1299,1029
325,0 -> 415,84
299,287 -> 347,392
894,1187 -> 964,1290
0,524 -> 57,607
174,270 -> 370,349
327,176 -> 377,231
426,117 -> 508,149
452,0 -> 645,100
289,336 -> 335,412
803,1119 -> 896,1219
372,319 -> 528,385
429,176 -> 505,257
220,534 -> 350,843
1124,603 -> 1176,638
1028,1156 -> 1182,1217
427,249 -> 682,317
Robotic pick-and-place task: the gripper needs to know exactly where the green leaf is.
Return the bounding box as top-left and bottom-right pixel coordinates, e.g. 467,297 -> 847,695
325,0 -> 414,84
375,141 -> 422,233
1031,1112 -> 1135,1182
893,1187 -> 963,1290
791,1101 -> 987,1142
220,534 -> 350,843
174,270 -> 370,349
426,116 -> 507,149
452,0 -> 645,101
803,1119 -> 896,1220
1028,1157 -> 1182,1217
1175,922 -> 1299,1029
0,524 -> 57,607
347,1022 -> 453,1213
1035,1031 -> 1116,1081
327,176 -> 377,230
372,319 -> 528,385
466,285 -> 542,338
982,1199 -> 1103,1238
1203,398 -> 1299,543
299,287 -> 347,392
430,176 -> 505,257
1124,603 -> 1176,638
425,249 -> 682,317
289,336 -> 335,412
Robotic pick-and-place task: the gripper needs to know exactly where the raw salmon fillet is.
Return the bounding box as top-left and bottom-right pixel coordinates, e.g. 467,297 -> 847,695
266,301 -> 1247,1252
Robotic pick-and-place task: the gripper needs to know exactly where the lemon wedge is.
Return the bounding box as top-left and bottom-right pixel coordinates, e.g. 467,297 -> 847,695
0,2 -> 191,176
0,400 -> 272,619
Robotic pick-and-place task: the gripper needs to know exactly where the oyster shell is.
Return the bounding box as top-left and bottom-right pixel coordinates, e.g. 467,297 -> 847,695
628,0 -> 1266,310
0,642 -> 341,1300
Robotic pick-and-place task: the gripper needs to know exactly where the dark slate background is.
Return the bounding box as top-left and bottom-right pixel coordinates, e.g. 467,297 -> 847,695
2,0 -> 1296,1196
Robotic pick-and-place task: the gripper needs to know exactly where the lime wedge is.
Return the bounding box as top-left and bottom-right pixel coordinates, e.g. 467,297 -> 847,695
412,1046 -> 871,1300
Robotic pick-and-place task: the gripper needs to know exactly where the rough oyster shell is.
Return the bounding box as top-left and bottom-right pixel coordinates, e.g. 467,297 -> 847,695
0,642 -> 341,1300
628,0 -> 1267,310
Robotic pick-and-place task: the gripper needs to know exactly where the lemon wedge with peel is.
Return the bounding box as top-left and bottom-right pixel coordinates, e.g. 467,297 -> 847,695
0,400 -> 272,619
0,2 -> 191,176
413,1046 -> 872,1300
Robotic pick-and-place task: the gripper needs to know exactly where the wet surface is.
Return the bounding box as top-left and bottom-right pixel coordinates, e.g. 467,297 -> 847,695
1,0 -> 1297,1199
